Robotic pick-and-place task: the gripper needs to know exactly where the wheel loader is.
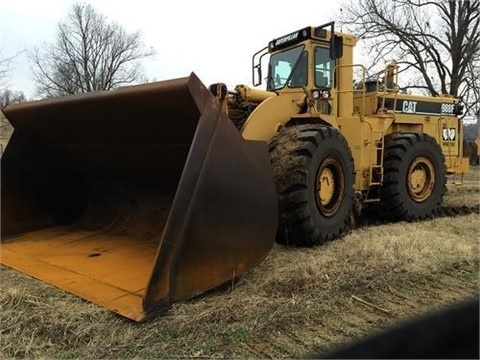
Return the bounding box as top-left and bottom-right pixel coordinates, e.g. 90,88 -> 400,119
1,22 -> 469,320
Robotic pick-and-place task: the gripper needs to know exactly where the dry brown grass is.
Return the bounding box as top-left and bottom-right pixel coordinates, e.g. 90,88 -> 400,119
444,166 -> 480,208
1,115 -> 479,358
2,208 -> 478,358
0,111 -> 13,154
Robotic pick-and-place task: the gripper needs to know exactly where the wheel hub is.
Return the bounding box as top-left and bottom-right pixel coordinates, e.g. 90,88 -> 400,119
319,168 -> 335,205
316,158 -> 345,217
407,156 -> 435,202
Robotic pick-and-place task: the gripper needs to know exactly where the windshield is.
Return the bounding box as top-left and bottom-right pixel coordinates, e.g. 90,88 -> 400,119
267,45 -> 305,91
314,46 -> 334,88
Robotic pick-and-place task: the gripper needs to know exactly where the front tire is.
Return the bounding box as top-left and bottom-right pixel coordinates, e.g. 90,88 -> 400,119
381,132 -> 446,221
268,124 -> 354,246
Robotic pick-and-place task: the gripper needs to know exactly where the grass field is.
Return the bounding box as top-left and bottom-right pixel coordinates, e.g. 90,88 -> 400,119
1,113 -> 479,358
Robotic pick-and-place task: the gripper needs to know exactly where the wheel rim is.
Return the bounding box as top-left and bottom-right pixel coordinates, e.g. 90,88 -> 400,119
407,156 -> 435,203
316,158 -> 345,217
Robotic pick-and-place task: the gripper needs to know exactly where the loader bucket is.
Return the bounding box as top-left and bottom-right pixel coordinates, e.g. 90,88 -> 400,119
1,73 -> 277,321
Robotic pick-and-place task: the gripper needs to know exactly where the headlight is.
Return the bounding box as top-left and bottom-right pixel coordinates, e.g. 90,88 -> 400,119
322,90 -> 330,99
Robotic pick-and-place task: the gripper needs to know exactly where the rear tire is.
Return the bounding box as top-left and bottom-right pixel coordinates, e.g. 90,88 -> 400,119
268,124 -> 354,246
382,132 -> 446,221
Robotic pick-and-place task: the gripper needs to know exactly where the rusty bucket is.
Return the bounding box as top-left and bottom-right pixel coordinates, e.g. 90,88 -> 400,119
1,73 -> 277,321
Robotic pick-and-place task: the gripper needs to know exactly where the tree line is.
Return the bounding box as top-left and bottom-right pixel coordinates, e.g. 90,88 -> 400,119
1,0 -> 479,119
1,2 -> 154,105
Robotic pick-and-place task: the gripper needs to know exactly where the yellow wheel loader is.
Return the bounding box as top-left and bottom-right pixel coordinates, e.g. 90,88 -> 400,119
1,22 -> 469,320
213,22 -> 468,245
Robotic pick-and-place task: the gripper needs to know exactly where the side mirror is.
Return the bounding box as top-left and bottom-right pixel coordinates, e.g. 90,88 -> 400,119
253,64 -> 262,87
252,46 -> 269,87
330,35 -> 343,59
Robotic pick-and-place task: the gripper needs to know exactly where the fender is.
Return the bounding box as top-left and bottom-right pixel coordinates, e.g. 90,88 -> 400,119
241,92 -> 305,142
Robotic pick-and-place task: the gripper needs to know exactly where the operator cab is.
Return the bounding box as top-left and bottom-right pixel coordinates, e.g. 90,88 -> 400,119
253,22 -> 343,94
267,45 -> 334,92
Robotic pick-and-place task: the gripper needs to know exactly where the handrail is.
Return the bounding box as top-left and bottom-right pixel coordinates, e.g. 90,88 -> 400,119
333,63 -> 367,118
376,61 -> 400,113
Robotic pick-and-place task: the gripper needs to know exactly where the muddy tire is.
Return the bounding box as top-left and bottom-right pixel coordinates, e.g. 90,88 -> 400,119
382,132 -> 446,221
268,124 -> 354,246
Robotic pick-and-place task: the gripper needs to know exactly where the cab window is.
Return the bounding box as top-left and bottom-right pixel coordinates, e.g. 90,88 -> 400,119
268,45 -> 305,90
288,51 -> 308,88
315,46 -> 334,88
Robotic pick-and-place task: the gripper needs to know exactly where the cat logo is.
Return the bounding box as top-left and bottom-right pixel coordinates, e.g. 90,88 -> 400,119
442,127 -> 456,141
402,100 -> 417,113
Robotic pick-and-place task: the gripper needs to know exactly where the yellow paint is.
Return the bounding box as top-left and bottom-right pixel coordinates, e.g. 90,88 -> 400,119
2,227 -> 154,320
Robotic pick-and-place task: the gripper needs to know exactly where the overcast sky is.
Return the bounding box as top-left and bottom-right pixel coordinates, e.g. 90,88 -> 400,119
1,0 -> 347,98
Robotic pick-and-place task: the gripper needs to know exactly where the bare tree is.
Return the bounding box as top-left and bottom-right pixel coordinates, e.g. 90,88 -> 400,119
0,57 -> 9,91
31,3 -> 155,97
0,89 -> 27,107
0,51 -> 24,92
462,52 -> 480,119
339,0 -> 480,116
